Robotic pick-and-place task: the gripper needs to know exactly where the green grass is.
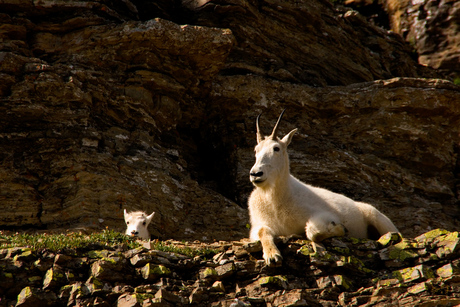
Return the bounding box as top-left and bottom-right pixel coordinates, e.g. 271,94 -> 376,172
151,241 -> 218,259
0,229 -> 218,258
0,228 -> 141,251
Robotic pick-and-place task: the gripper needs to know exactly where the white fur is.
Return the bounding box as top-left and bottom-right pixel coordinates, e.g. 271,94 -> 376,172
248,111 -> 399,265
124,209 -> 155,240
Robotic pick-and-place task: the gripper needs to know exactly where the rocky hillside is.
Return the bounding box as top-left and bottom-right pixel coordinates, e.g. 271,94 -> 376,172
2,229 -> 460,307
1,0 -> 459,240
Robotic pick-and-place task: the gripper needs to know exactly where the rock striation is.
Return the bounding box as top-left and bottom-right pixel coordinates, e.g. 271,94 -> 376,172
2,229 -> 460,306
213,76 -> 460,238
0,0 -> 459,241
384,0 -> 460,77
349,0 -> 460,79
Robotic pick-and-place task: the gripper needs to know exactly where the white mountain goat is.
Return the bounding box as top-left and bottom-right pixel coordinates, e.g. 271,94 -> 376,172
248,110 -> 399,265
124,209 -> 155,240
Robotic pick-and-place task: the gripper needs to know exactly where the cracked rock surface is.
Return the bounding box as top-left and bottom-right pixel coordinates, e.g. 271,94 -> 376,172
3,229 -> 460,306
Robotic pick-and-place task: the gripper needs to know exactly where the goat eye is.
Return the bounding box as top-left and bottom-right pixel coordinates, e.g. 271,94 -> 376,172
126,222 -> 129,224
274,146 -> 280,152
143,222 -> 146,226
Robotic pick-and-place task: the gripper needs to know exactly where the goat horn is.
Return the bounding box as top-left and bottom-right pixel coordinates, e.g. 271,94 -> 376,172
256,113 -> 263,143
270,109 -> 286,139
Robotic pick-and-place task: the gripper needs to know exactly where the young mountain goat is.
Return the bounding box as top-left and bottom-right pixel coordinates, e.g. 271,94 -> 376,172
248,110 -> 399,265
124,209 -> 155,240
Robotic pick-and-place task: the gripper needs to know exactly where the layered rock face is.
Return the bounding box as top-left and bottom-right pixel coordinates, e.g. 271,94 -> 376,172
386,0 -> 460,75
0,14 -> 246,240
0,0 -> 459,241
355,0 -> 460,79
222,77 -> 460,238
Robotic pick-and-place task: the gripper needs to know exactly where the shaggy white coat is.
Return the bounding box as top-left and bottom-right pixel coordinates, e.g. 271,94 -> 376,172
248,111 -> 399,265
124,209 -> 155,240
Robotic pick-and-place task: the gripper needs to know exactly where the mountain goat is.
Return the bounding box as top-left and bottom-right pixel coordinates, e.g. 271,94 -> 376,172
124,209 -> 155,240
248,110 -> 399,265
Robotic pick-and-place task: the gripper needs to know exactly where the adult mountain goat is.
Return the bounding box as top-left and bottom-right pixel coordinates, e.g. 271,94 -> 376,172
248,110 -> 399,265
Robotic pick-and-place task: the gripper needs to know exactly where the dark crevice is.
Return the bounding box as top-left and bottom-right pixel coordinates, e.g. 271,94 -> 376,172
453,143 -> 460,218
179,120 -> 242,206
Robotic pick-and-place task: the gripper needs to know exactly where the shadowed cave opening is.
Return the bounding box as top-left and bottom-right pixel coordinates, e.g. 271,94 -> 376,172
179,122 -> 244,208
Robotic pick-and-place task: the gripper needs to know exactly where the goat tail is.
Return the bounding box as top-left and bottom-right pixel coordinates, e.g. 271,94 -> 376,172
355,202 -> 399,239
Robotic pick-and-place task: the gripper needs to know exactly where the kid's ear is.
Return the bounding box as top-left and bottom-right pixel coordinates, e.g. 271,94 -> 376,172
281,128 -> 298,146
124,209 -> 128,221
146,212 -> 155,224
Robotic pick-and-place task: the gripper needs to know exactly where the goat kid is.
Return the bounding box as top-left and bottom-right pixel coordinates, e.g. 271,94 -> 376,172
248,110 -> 399,265
124,209 -> 155,240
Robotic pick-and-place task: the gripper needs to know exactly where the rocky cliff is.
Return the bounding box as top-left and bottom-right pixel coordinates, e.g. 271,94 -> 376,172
347,0 -> 460,80
1,0 -> 459,241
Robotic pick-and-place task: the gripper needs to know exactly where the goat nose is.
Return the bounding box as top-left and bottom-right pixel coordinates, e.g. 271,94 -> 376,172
251,171 -> 264,177
131,231 -> 139,235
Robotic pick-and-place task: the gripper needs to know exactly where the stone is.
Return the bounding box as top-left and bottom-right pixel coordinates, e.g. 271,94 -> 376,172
93,297 -> 111,307
211,298 -> 251,307
407,281 -> 431,295
91,258 -> 131,282
117,293 -> 142,307
42,267 -> 66,290
333,275 -> 353,290
85,276 -> 112,295
387,240 -> 420,261
200,267 -> 218,280
258,275 -> 289,290
382,0 -> 460,77
215,262 -> 235,279
13,249 -> 35,262
54,254 -> 73,265
378,232 -> 403,247
67,282 -> 91,304
130,254 -> 155,267
349,295 -> 372,306
271,289 -> 315,307
317,275 -> 352,290
393,264 -> 435,283
211,281 -> 225,293
316,276 -> 335,289
189,287 -> 208,304
435,232 -> 460,259
143,297 -> 172,307
436,263 -> 460,279
88,250 -> 111,259
154,289 -> 184,305
242,241 -> 262,254
140,264 -> 171,281
415,229 -> 450,243
16,287 -> 57,307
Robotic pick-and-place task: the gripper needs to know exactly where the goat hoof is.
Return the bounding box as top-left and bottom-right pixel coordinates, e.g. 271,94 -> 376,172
264,253 -> 283,267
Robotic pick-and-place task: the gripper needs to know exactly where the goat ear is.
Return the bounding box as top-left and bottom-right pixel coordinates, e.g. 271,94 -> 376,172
281,128 -> 298,146
146,212 -> 155,225
124,209 -> 128,221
